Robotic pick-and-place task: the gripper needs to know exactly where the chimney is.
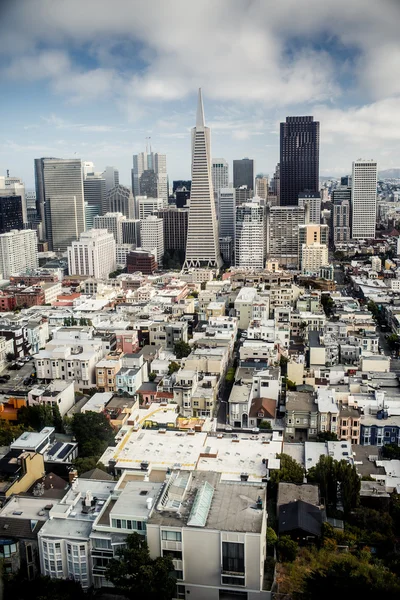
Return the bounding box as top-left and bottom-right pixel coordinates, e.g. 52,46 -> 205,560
69,469 -> 78,484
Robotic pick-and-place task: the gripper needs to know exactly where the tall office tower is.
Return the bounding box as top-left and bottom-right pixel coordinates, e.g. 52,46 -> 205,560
34,157 -> 59,235
82,161 -> 95,179
212,159 -> 229,198
218,188 -> 236,239
137,196 -> 165,220
67,229 -> 116,279
298,192 -> 321,224
233,158 -> 254,192
173,180 -> 191,193
122,219 -> 141,246
269,163 -> 280,204
94,212 -> 125,244
267,206 -> 306,268
280,116 -> 319,206
331,188 -> 351,243
298,224 -> 329,268
106,185 -> 135,219
83,174 -> 107,220
351,160 -> 378,239
235,186 -> 252,206
140,170 -> 158,198
183,90 -> 222,270
41,158 -> 85,251
235,202 -> 266,269
341,175 -> 351,187
102,166 -> 119,193
85,203 -> 100,231
156,207 -> 189,253
175,186 -> 190,208
0,229 -> 38,278
132,150 -> 168,203
0,177 -> 25,232
255,175 -> 269,201
140,216 -> 164,262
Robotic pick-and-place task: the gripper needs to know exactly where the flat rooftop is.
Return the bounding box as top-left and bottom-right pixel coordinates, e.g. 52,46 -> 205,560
277,483 -> 320,508
111,481 -> 164,520
304,441 -> 353,470
0,495 -> 57,521
11,427 -> 54,451
149,470 -> 266,533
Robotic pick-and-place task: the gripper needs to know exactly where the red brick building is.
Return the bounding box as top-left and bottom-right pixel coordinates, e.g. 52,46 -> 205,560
127,250 -> 157,275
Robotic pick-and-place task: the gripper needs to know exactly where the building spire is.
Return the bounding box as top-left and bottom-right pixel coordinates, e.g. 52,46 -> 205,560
196,88 -> 205,128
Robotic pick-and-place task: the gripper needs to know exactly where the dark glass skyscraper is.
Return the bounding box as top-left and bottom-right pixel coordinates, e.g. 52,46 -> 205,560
280,116 -> 319,206
0,196 -> 24,233
233,158 -> 254,191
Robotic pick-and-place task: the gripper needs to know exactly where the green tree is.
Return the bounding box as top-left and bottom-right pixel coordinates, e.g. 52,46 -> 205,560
308,455 -> 360,516
18,404 -> 55,430
174,341 -> 192,359
71,411 -> 115,458
5,575 -> 85,600
148,371 -> 157,382
225,367 -> 235,383
316,431 -> 338,442
105,532 -> 176,600
0,419 -> 30,445
168,361 -> 180,375
269,453 -> 304,486
321,295 -> 334,316
382,444 -> 400,460
259,420 -> 272,430
286,378 -> 297,391
277,536 -> 298,562
267,526 -> 278,547
73,456 -> 107,476
5,351 -> 14,362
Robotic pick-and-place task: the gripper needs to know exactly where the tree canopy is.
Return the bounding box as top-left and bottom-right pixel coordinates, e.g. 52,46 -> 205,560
269,453 -> 304,486
307,455 -> 360,516
105,532 -> 176,600
168,361 -> 180,375
0,419 -> 30,445
5,575 -> 85,600
70,411 -> 115,458
18,403 -> 64,433
174,341 -> 191,359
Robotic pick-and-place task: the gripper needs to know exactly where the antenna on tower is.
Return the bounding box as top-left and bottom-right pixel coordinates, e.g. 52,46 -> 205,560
145,137 -> 151,154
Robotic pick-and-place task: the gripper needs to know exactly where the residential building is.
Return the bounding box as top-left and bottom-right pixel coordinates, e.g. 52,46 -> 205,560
360,411 -> 400,447
67,229 -> 116,280
235,202 -> 266,269
102,166 -> 119,193
140,216 -> 164,263
93,212 -> 125,244
0,229 -> 38,278
285,391 -> 318,441
41,158 -> 85,250
298,224 -> 329,271
183,89 -> 222,270
127,249 -> 157,274
28,381 -> 75,417
351,160 -> 378,239
106,185 -> 135,219
95,355 -> 123,393
0,450 -> 45,499
280,116 -> 320,206
137,196 -> 164,220
0,321 -> 31,357
267,206 -> 305,267
233,158 -> 254,192
298,191 -> 321,224
331,188 -> 351,243
156,207 -> 189,253
301,243 -> 329,275
339,407 -> 361,444
255,175 -> 269,201
0,335 -> 15,370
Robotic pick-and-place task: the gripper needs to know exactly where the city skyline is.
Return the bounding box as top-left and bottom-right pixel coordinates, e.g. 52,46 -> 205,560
1,0 -> 400,187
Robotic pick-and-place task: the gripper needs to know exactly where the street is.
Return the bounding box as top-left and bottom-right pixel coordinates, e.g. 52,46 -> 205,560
0,360 -> 36,395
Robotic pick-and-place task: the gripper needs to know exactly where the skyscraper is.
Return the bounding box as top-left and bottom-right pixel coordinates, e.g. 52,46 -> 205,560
41,158 -> 85,251
140,216 -> 164,263
132,149 -> 168,204
267,206 -> 306,268
298,224 -> 329,271
140,170 -> 158,198
218,188 -> 236,239
233,158 -> 254,192
102,166 -> 119,193
235,202 -> 266,269
157,207 -> 189,253
106,185 -> 135,219
0,229 -> 38,278
280,116 -> 319,206
351,160 -> 377,239
183,89 -> 222,270
298,192 -> 321,224
212,159 -> 229,198
83,174 -> 106,224
94,212 -> 125,244
34,157 -> 58,236
255,175 -> 269,201
67,229 -> 116,279
331,188 -> 351,243
0,177 -> 25,233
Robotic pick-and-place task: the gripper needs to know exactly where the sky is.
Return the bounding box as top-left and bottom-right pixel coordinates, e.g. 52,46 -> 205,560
1,0 -> 400,189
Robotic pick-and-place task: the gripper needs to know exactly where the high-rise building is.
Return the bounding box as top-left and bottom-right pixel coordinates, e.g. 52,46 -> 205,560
233,158 -> 254,192
298,192 -> 321,224
270,163 -> 280,203
34,157 -> 58,235
41,158 -> 85,251
280,116 -> 319,206
0,178 -> 25,233
298,224 -> 329,269
183,89 -> 222,270
122,219 -> 141,246
212,159 -> 229,199
67,229 -> 116,279
301,243 -> 329,275
127,249 -> 157,274
82,161 -> 95,179
235,186 -> 252,206
140,170 -> 158,198
255,175 -> 269,201
0,176 -> 27,227
102,166 -> 119,193
140,216 -> 164,262
157,207 -> 189,252
83,174 -> 107,219
0,229 -> 38,278
218,188 -> 236,239
173,180 -> 191,193
94,212 -> 125,244
175,186 -> 190,209
132,150 -> 168,204
267,206 -> 306,267
235,202 -> 266,269
351,160 -> 377,239
331,188 -> 351,243
137,197 -> 164,220
106,185 -> 135,219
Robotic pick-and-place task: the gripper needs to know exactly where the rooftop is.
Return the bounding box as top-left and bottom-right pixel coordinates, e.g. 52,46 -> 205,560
277,483 -> 320,508
286,392 -> 316,413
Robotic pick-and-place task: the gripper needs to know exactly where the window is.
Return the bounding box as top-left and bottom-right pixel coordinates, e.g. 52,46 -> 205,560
161,530 -> 182,542
26,545 -> 33,563
222,542 -> 244,574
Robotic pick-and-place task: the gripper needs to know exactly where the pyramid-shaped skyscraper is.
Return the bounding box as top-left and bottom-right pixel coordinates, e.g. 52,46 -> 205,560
183,89 -> 222,270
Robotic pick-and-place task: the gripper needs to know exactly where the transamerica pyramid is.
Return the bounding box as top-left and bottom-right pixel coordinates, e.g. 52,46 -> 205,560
183,89 -> 222,270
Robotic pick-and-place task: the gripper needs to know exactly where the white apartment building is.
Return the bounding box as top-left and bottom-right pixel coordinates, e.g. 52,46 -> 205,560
235,202 -> 266,269
0,336 -> 15,371
351,160 -> 378,239
298,192 -> 321,225
137,196 -> 164,220
0,229 -> 38,278
93,212 -> 125,243
301,242 -> 329,275
68,229 -> 116,280
140,216 -> 164,262
267,206 -> 305,268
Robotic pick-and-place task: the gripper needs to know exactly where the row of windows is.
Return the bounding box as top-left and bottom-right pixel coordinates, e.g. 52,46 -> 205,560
111,518 -> 146,531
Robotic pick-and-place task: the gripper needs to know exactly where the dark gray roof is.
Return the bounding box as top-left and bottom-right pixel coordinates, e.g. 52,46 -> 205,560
0,517 -> 44,540
279,500 -> 324,537
80,468 -> 114,481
